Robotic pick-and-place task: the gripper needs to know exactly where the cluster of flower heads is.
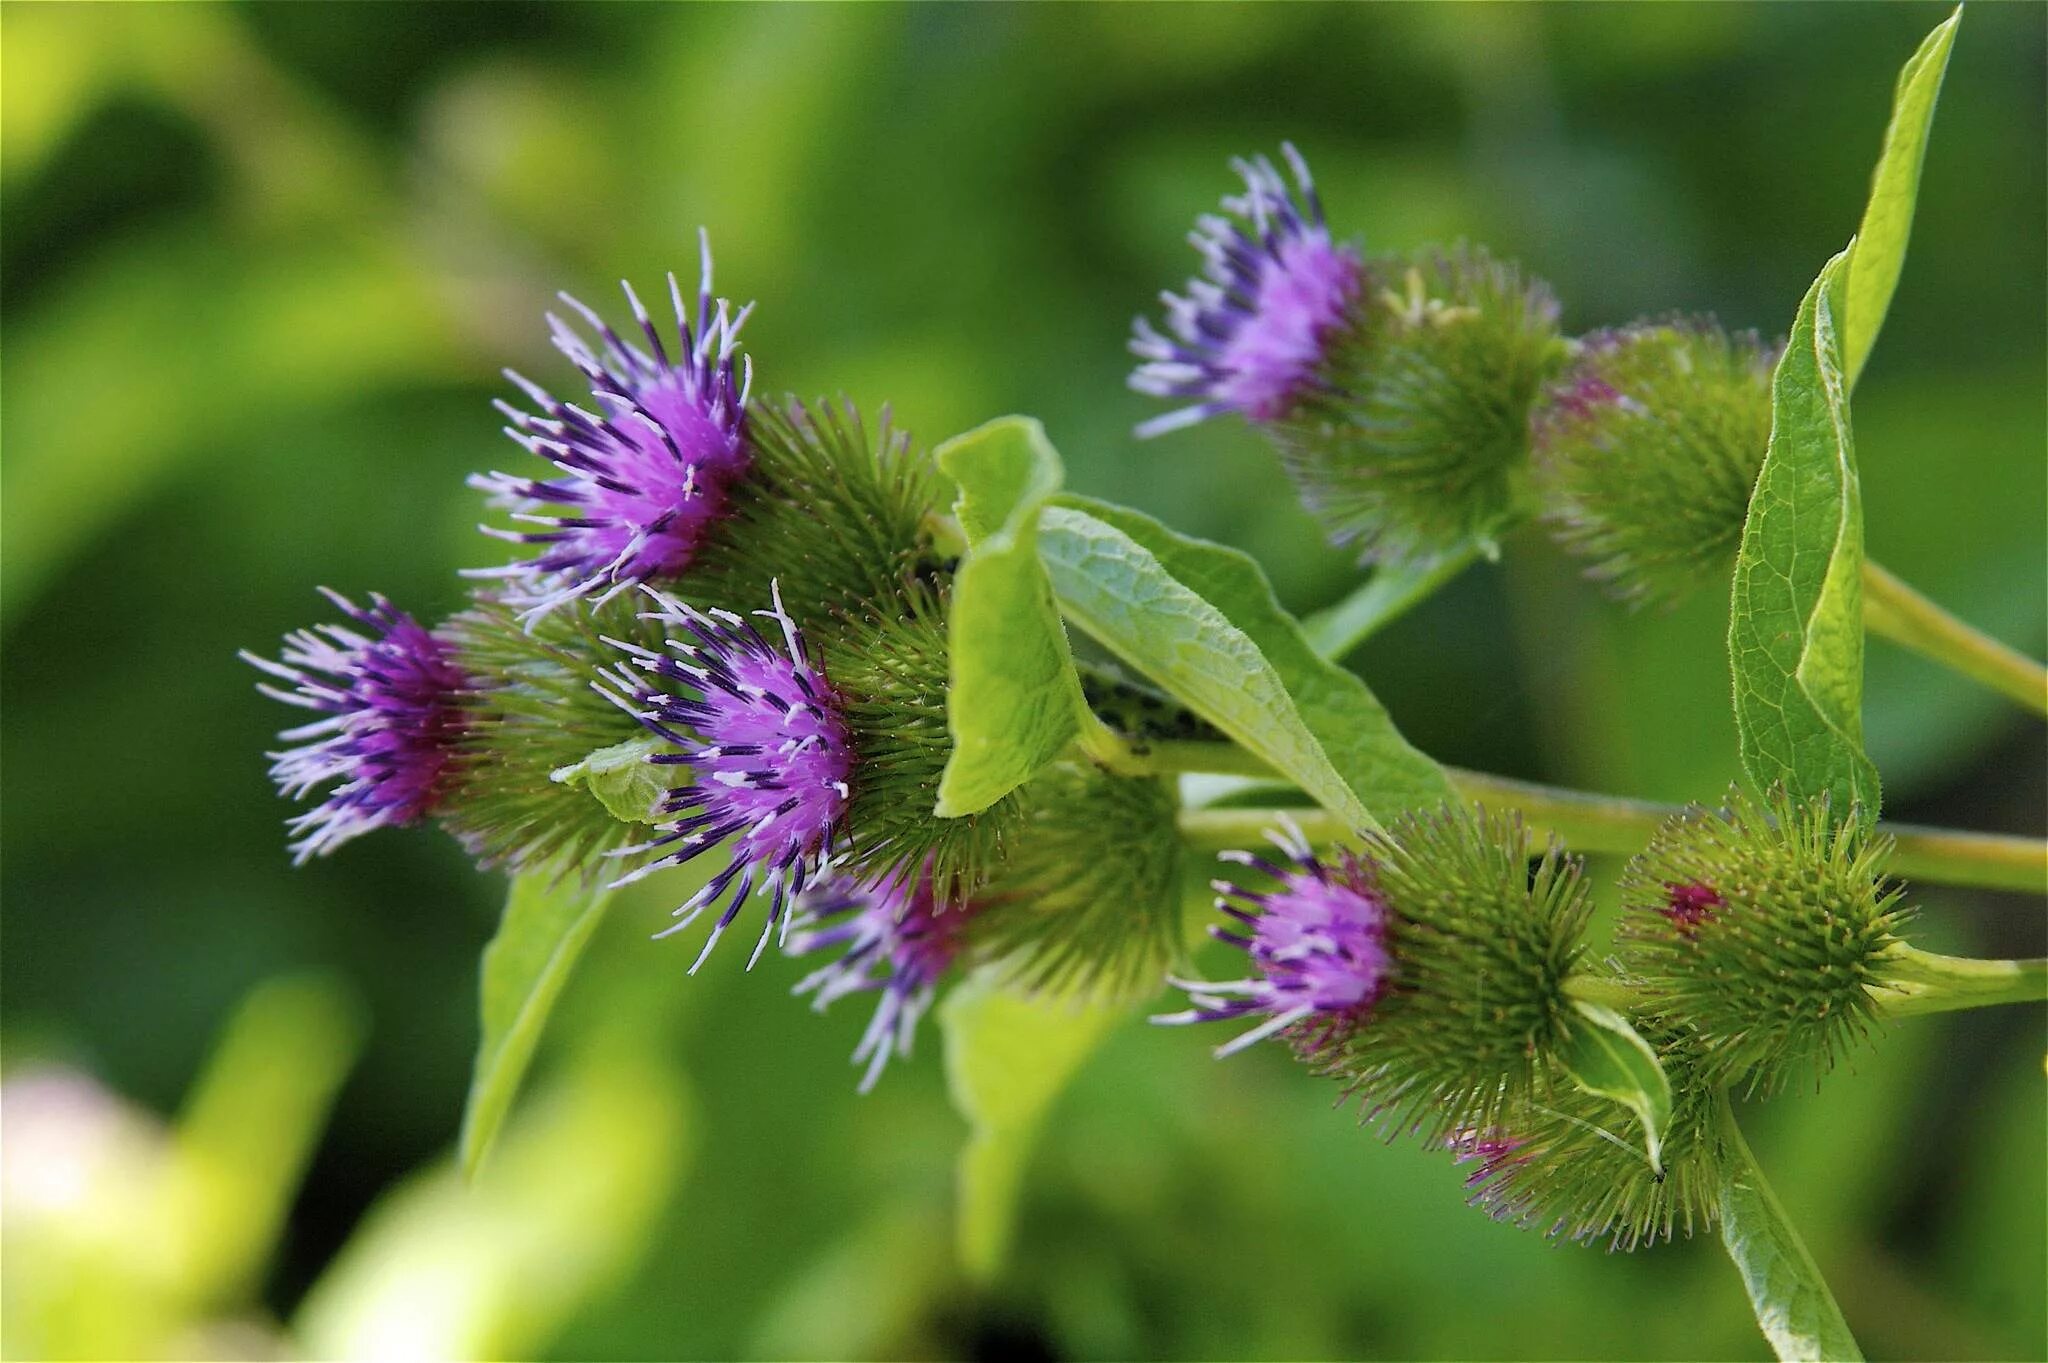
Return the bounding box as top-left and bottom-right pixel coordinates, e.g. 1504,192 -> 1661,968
1130,146 -> 1782,590
244,149 -> 1934,1255
245,232 -> 1172,1091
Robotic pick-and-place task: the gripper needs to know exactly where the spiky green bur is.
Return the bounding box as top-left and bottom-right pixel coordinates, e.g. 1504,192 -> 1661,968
1616,790 -> 1910,1093
969,759 -> 1184,1000
438,597 -> 662,871
1273,247 -> 1566,568
1533,321 -> 1776,606
824,578 -> 1018,901
1326,805 -> 1591,1140
1452,1025 -> 1726,1250
690,396 -> 950,630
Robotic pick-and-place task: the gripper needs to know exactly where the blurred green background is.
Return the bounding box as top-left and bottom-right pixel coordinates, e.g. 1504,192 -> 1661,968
3,3 -> 2042,1359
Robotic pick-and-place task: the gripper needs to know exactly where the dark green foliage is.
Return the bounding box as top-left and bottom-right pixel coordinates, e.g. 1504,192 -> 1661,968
1324,803 -> 1592,1141
690,396 -> 951,631
1534,321 -> 1777,607
1274,246 -> 1566,568
438,598 -> 661,872
969,759 -> 1184,999
1452,1024 -> 1728,1251
1076,660 -> 1229,747
1615,789 -> 1910,1093
823,578 -> 1019,901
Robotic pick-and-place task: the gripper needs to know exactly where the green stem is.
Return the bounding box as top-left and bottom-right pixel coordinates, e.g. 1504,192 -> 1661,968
1561,974 -> 1639,1011
1177,778 -> 2048,894
1863,559 -> 2047,717
1714,1092 -> 1863,1362
1872,945 -> 2048,1017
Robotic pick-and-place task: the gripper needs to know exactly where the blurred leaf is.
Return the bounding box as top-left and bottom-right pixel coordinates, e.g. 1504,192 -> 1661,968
1557,1001 -> 1671,1175
1716,1097 -> 1864,1363
0,229 -> 463,626
1842,6 -> 1961,390
939,968 -> 1129,1283
460,872 -> 614,1178
1304,546 -> 1480,661
298,1050 -> 688,1362
551,734 -> 666,826
168,975 -> 364,1304
1042,498 -> 1453,828
1728,249 -> 1880,821
935,416 -> 1090,817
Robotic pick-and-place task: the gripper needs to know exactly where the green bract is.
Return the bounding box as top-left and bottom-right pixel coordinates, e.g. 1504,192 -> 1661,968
969,758 -> 1183,999
690,396 -> 949,629
825,578 -> 1019,901
1323,804 -> 1591,1141
1616,789 -> 1910,1093
1274,246 -> 1566,568
1534,322 -> 1776,607
439,598 -> 659,871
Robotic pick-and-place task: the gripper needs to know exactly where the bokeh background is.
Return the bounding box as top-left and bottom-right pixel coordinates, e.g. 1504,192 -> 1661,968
4,3 -> 2043,1359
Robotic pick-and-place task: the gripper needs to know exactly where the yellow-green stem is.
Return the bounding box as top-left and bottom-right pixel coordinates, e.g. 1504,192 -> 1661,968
1863,559 -> 2047,717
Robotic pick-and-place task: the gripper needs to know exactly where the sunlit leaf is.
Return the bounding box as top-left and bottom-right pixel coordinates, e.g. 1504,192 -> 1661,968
1841,6 -> 1961,390
1041,497 -> 1452,829
459,871 -> 614,1177
934,416 -> 1091,817
1728,249 -> 1881,821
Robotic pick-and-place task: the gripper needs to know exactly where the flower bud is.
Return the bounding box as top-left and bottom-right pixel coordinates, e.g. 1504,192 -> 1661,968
971,758 -> 1185,1000
436,596 -> 659,871
1615,789 -> 1909,1092
1532,320 -> 1776,606
1271,247 -> 1566,567
690,396 -> 951,630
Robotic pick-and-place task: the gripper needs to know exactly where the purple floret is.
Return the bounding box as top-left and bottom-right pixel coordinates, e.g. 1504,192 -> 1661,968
785,864 -> 969,1092
243,589 -> 471,862
602,582 -> 854,971
469,231 -> 753,620
1156,825 -> 1393,1057
1131,144 -> 1363,437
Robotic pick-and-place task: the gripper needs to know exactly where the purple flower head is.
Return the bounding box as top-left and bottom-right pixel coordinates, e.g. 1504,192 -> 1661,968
784,863 -> 971,1092
1660,880 -> 1723,937
1156,825 -> 1393,1057
242,589 -> 471,862
602,582 -> 855,972
1130,144 -> 1363,438
469,230 -> 753,620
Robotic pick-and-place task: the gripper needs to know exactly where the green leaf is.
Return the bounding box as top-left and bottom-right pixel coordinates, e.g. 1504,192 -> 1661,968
1558,1000 -> 1672,1175
1728,250 -> 1881,821
1716,1094 -> 1865,1362
1303,544 -> 1480,660
550,734 -> 667,825
459,871 -> 615,1177
1041,497 -> 1453,830
939,968 -> 1128,1282
933,416 -> 1091,817
1842,6 -> 1961,390
302,1051 -> 689,1362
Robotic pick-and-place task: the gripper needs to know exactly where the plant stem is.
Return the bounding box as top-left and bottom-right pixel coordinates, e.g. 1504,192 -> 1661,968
1177,777 -> 2048,894
1561,974 -> 1639,1012
1714,1092 -> 1864,1362
1862,559 -> 2047,717
1872,945 -> 2048,1017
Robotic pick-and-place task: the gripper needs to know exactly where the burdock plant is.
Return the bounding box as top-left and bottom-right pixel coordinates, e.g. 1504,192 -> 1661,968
246,10 -> 2044,1360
